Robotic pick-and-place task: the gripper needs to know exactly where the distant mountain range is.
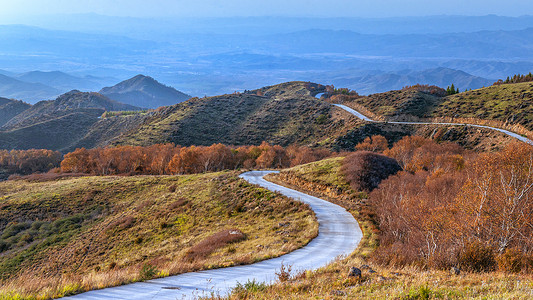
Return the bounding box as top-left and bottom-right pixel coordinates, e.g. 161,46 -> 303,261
0,23 -> 532,96
0,72 -> 190,108
0,74 -> 60,103
100,75 -> 191,109
330,68 -> 494,95
15,71 -> 113,93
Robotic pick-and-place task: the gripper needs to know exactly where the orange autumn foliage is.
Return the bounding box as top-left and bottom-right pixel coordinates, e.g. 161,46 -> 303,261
370,137 -> 533,272
61,142 -> 332,175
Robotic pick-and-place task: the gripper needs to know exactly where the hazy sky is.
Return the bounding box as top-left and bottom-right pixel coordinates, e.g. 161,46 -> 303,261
0,0 -> 532,18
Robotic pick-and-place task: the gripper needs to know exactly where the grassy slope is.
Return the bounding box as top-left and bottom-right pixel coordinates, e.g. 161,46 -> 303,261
0,172 -> 317,299
0,112 -> 100,151
345,89 -> 443,120
246,158 -> 533,300
432,82 -> 533,129
343,82 -> 533,128
334,84 -> 533,151
113,83 -> 361,148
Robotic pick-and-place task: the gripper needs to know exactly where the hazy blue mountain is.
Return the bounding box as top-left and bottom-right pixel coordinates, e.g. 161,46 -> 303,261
100,75 -> 191,109
0,22 -> 532,97
15,71 -> 114,93
11,14 -> 533,37
0,74 -> 60,103
330,68 -> 494,95
0,69 -> 15,77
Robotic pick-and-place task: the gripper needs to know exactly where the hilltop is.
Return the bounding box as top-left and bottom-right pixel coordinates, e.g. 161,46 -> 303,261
0,81 -> 360,152
431,81 -> 533,129
100,75 -> 191,109
340,81 -> 533,127
111,82 -> 359,147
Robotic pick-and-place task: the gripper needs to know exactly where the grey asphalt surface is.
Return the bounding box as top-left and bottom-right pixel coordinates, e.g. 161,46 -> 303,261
333,103 -> 533,145
66,171 -> 362,300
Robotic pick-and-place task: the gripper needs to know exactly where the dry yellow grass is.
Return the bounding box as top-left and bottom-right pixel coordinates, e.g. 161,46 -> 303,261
0,171 -> 318,299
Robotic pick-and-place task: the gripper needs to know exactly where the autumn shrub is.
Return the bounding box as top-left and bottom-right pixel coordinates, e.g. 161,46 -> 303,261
341,151 -> 402,192
384,136 -> 464,173
458,241 -> 496,272
354,135 -> 388,153
185,229 -> 246,261
497,247 -> 524,273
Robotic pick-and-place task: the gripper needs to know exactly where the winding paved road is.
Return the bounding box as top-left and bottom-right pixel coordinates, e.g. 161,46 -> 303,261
333,104 -> 533,145
67,171 -> 362,300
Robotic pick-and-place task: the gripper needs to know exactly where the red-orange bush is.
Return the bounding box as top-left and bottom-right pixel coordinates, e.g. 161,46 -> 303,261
341,151 -> 401,192
185,229 -> 246,261
354,135 -> 388,153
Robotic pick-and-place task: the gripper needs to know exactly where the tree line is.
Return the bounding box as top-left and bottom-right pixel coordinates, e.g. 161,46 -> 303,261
0,149 -> 62,179
60,142 -> 332,175
493,73 -> 533,86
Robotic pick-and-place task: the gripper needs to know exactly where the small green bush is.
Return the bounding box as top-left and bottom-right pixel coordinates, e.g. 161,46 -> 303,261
233,279 -> 267,295
139,264 -> 158,281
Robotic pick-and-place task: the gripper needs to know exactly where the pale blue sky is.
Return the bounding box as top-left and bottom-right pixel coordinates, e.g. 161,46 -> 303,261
0,0 -> 532,18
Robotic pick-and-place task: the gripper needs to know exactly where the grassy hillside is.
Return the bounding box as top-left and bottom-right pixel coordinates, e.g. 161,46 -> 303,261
113,82 -> 361,147
2,80 -> 529,153
0,81 -> 361,151
0,171 -> 317,298
0,91 -> 146,152
431,82 -> 533,129
344,89 -> 443,120
0,112 -> 101,151
342,82 -> 533,129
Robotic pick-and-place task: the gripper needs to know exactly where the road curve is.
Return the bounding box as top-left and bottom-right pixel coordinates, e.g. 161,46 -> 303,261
66,171 -> 362,300
333,104 -> 533,145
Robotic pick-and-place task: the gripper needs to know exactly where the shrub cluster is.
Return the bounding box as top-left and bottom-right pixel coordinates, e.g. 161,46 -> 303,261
367,136 -> 533,273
